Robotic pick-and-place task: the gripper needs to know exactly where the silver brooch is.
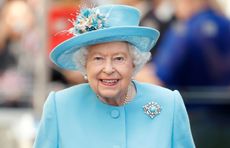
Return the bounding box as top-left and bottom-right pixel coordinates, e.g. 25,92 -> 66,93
143,101 -> 161,119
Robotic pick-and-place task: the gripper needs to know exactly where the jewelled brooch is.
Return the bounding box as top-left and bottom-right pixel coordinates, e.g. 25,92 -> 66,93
143,101 -> 161,119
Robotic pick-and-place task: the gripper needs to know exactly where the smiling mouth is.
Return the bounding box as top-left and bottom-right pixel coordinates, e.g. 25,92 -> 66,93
100,79 -> 119,86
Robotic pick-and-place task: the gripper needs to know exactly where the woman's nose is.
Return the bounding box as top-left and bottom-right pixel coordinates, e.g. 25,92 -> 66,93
102,59 -> 115,74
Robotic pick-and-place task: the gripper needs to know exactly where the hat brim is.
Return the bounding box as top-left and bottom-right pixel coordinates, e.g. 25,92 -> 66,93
50,26 -> 160,70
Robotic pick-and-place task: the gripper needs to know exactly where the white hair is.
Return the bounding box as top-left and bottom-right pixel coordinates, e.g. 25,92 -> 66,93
73,43 -> 151,76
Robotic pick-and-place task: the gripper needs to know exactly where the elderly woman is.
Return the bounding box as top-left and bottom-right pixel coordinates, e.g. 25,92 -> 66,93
34,5 -> 195,148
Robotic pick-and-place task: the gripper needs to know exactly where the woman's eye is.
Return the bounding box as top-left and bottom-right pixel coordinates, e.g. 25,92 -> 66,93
113,56 -> 126,64
114,57 -> 125,61
94,57 -> 103,60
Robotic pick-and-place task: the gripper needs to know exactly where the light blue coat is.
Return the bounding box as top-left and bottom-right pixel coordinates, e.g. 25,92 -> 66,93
34,81 -> 195,148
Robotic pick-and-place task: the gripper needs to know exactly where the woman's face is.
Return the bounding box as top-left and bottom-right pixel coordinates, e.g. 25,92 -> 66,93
86,42 -> 134,103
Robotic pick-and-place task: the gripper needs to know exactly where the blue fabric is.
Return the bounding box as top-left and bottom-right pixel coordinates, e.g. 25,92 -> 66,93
33,81 -> 195,148
153,8 -> 230,87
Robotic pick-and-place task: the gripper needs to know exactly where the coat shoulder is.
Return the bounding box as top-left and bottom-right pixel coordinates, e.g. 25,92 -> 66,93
136,81 -> 174,96
135,81 -> 179,106
53,83 -> 93,105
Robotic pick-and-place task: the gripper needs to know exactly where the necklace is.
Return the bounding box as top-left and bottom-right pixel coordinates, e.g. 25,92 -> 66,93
122,95 -> 130,105
122,82 -> 134,105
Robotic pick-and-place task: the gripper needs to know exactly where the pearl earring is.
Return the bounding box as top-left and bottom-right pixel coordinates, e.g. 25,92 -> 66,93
84,74 -> 88,80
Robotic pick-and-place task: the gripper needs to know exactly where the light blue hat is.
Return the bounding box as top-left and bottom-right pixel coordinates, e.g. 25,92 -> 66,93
50,5 -> 160,70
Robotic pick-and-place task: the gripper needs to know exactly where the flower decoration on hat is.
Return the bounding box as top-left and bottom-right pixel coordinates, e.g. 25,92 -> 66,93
69,8 -> 107,35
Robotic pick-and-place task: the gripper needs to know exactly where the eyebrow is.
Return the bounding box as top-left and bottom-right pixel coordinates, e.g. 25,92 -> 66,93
113,53 -> 127,57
